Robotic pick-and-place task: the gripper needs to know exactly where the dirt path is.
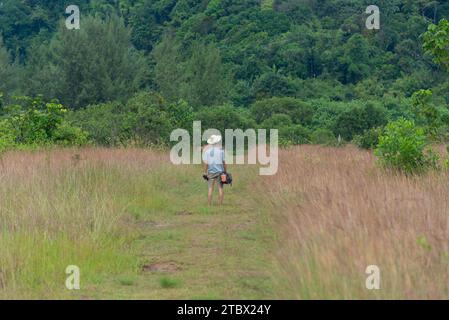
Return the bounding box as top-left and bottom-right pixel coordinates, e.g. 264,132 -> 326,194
82,165 -> 276,299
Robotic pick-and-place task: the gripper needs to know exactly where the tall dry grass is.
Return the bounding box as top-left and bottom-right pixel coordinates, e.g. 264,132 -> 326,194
258,145 -> 449,299
0,148 -> 167,298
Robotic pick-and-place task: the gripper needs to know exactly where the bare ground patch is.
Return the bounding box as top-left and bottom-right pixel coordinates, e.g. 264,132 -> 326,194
142,262 -> 182,273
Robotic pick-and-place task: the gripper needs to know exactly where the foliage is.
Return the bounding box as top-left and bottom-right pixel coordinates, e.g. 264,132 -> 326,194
25,15 -> 147,109
251,97 -> 314,126
0,38 -> 19,96
411,89 -> 441,136
310,128 -> 337,146
154,37 -> 232,108
0,119 -> 16,153
195,104 -> 256,135
68,101 -> 129,146
423,19 -> 449,71
0,96 -> 88,149
1,2 -> 449,148
333,103 -> 388,141
374,118 -> 438,174
182,41 -> 232,108
52,121 -> 89,146
72,92 -> 195,146
353,127 -> 384,150
278,125 -> 311,145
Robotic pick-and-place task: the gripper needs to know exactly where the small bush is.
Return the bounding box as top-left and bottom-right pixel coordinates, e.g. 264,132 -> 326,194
333,103 -> 387,141
53,122 -> 89,146
2,96 -> 89,148
251,97 -> 314,126
261,114 -> 293,128
353,127 -> 383,150
195,104 -> 256,136
311,128 -> 337,146
0,119 -> 17,152
374,118 -> 438,173
68,102 -> 127,146
278,125 -> 311,145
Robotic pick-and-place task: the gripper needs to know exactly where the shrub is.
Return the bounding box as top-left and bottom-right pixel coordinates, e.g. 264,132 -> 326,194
2,96 -> 88,148
166,100 -> 195,131
261,114 -> 293,128
251,72 -> 298,100
250,97 -> 314,126
374,118 -> 438,173
195,104 -> 256,135
310,128 -> 337,146
0,119 -> 16,152
72,93 -> 195,147
53,122 -> 89,146
278,138 -> 294,148
132,101 -> 172,146
69,102 -> 128,146
309,99 -> 348,131
278,125 -> 311,145
353,127 -> 383,150
333,103 -> 387,141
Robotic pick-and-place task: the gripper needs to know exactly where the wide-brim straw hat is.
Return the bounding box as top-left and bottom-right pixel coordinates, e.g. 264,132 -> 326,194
207,135 -> 222,145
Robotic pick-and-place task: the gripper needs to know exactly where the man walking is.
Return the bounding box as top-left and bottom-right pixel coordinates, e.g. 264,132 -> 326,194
203,135 -> 227,206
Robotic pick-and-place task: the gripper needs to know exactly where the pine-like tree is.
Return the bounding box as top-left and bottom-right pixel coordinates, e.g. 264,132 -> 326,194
25,15 -> 148,109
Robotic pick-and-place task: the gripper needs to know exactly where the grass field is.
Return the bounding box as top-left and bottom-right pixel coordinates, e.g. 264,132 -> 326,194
1,146 -> 449,299
257,145 -> 449,299
0,148 -> 275,299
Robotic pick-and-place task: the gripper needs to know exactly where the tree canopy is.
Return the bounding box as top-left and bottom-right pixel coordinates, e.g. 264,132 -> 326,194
0,1 -> 448,147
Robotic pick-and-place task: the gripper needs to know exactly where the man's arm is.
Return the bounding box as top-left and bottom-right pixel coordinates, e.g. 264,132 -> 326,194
203,146 -> 208,174
223,150 -> 227,172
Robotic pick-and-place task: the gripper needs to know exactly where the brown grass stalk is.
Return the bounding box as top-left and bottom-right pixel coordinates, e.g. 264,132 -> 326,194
257,145 -> 449,299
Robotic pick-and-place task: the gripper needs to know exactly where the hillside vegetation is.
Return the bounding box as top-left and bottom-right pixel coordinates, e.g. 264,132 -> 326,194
1,1 -> 449,148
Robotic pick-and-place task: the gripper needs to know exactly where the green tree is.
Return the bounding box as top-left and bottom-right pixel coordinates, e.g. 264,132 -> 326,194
153,34 -> 185,103
195,104 -> 255,136
251,71 -> 298,99
333,103 -> 387,141
154,38 -> 231,108
182,41 -> 232,108
250,97 -> 314,126
0,38 -> 18,95
25,15 -> 147,109
338,34 -> 372,84
127,0 -> 174,52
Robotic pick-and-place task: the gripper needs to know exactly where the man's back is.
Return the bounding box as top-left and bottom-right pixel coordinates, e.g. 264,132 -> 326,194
203,146 -> 225,174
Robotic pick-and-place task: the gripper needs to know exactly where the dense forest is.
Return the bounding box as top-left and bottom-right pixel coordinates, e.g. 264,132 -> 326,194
0,0 -> 449,148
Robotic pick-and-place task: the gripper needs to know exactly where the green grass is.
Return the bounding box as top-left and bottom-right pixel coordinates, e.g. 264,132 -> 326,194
0,149 -> 276,299
159,277 -> 180,289
118,276 -> 137,286
103,163 -> 276,299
